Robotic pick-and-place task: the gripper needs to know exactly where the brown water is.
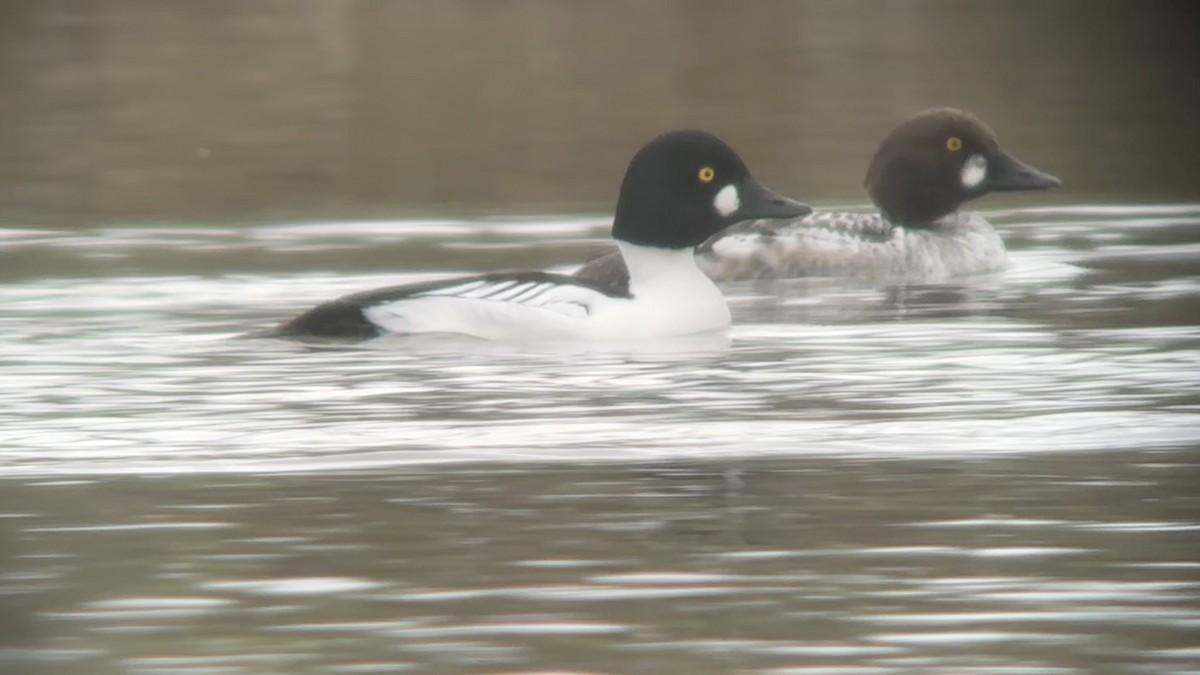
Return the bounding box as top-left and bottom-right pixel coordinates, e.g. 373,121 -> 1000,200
2,455 -> 1199,675
2,2 -> 1200,675
1,1 -> 1198,226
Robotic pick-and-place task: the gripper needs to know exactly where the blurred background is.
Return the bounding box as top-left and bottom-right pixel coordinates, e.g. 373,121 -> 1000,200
2,0 -> 1198,227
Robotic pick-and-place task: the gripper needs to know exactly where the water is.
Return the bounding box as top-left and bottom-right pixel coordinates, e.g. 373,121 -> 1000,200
2,458 -> 1198,675
2,205 -> 1199,674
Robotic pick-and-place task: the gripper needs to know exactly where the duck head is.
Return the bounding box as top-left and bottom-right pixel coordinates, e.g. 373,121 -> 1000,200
612,130 -> 812,248
865,108 -> 1061,225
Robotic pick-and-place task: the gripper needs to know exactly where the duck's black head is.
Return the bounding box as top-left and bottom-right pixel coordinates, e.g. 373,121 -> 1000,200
864,108 -> 1061,226
612,130 -> 811,249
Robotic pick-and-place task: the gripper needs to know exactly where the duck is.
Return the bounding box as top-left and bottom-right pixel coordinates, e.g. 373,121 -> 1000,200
573,108 -> 1060,288
262,130 -> 811,342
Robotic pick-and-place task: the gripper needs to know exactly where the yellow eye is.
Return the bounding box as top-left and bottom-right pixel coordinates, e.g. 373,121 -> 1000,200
698,166 -> 716,183
946,137 -> 963,152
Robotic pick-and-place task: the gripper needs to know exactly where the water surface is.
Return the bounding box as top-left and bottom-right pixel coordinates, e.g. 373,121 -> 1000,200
2,205 -> 1199,674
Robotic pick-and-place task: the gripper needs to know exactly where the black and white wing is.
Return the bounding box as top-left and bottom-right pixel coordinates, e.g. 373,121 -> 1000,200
271,272 -> 628,341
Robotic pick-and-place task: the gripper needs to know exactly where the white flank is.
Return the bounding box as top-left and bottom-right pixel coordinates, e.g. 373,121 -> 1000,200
360,243 -> 731,342
713,184 -> 740,217
961,154 -> 988,189
363,279 -> 599,341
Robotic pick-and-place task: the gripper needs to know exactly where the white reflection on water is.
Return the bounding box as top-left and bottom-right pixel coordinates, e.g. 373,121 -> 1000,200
0,201 -> 1192,674
1,206 -> 1199,476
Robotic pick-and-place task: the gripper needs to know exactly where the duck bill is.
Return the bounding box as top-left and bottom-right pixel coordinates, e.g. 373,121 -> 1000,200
986,149 -> 1061,192
736,179 -> 812,220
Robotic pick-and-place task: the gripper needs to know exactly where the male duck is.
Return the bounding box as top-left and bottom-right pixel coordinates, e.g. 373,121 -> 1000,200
263,130 -> 810,342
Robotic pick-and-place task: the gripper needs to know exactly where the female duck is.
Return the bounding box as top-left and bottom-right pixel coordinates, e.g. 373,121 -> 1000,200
263,130 -> 810,342
574,108 -> 1060,286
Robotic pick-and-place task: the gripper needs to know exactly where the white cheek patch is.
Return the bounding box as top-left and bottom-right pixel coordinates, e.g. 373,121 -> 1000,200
960,154 -> 988,190
713,184 -> 740,217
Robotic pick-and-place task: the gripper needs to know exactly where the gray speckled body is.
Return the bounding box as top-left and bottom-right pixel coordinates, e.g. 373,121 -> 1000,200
697,210 -> 1007,281
573,209 -> 1007,289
